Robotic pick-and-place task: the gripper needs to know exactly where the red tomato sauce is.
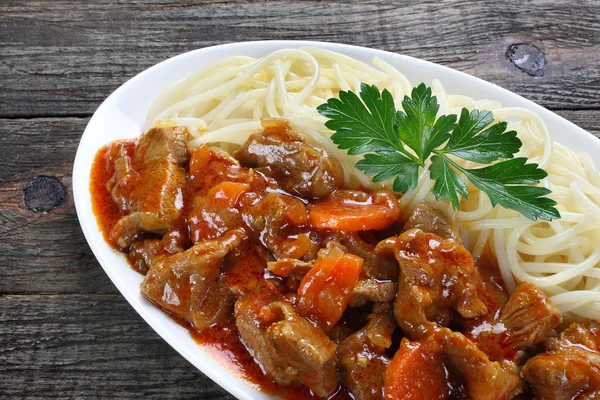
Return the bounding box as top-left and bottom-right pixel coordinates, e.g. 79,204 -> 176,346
90,142 -> 134,246
90,141 -> 352,400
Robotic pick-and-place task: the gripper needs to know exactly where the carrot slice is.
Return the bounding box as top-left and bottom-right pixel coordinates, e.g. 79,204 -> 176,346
208,181 -> 250,207
285,199 -> 309,225
384,337 -> 448,400
189,144 -> 211,179
280,233 -> 314,260
309,190 -> 400,231
296,247 -> 363,331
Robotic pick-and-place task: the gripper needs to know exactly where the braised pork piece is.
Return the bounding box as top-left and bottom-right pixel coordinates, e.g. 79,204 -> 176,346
91,120 -> 600,400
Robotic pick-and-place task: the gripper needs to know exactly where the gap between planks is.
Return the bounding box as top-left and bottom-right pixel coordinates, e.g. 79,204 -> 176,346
2,107 -> 600,120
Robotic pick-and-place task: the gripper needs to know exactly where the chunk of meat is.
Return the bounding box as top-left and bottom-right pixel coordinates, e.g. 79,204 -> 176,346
189,145 -> 251,193
235,119 -> 344,199
222,244 -> 271,297
267,258 -> 314,279
460,255 -> 514,362
349,278 -> 397,307
235,286 -> 339,397
110,210 -> 174,249
523,322 -> 600,400
330,232 -> 398,281
309,190 -> 401,231
195,280 -> 234,329
110,161 -> 186,248
404,202 -> 461,242
246,192 -> 315,259
364,313 -> 397,349
127,239 -> 165,274
188,181 -> 249,242
385,328 -> 521,400
477,254 -> 510,312
141,230 -> 245,330
368,237 -> 400,281
463,282 -> 560,364
133,126 -> 189,166
234,283 -> 285,380
296,243 -> 364,331
268,303 -> 339,397
500,282 -> 562,350
160,223 -> 189,254
338,314 -> 395,400
122,220 -> 189,275
557,321 -> 600,352
106,147 -> 136,211
393,229 -> 488,339
108,128 -> 189,248
523,352 -> 600,400
441,328 -> 522,400
104,140 -> 135,173
340,232 -> 373,259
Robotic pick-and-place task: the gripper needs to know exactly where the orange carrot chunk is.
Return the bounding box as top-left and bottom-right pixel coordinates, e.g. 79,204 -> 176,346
384,337 -> 449,400
296,247 -> 363,331
189,144 -> 211,180
309,190 -> 400,231
209,181 -> 250,207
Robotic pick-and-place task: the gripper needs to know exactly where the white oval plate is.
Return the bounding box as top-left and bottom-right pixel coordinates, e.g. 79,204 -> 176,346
73,40 -> 600,400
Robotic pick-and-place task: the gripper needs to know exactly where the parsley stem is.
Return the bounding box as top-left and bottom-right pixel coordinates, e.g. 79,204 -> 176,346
395,146 -> 423,166
442,155 -> 470,176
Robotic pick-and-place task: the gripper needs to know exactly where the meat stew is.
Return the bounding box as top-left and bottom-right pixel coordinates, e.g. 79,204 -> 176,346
90,121 -> 600,400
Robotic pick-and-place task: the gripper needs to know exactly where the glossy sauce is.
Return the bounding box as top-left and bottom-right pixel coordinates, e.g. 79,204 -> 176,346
192,322 -> 352,400
90,142 -> 352,400
90,141 -> 136,245
91,133 -> 540,400
466,253 -> 517,362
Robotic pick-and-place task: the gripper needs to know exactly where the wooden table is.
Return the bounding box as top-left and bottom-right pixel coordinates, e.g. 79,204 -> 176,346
1,1 -> 599,398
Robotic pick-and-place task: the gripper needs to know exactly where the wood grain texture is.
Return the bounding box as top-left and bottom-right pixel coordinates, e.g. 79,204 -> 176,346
1,0 -> 600,117
554,110 -> 600,137
1,1 -> 599,399
0,117 -> 118,295
0,294 -> 231,399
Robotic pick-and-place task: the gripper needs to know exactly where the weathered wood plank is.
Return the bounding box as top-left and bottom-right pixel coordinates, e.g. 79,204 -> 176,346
1,0 -> 599,117
554,110 -> 600,137
0,117 -> 118,294
0,294 -> 232,399
1,115 -> 599,295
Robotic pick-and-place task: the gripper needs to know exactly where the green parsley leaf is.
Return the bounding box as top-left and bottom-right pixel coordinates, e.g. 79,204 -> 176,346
463,157 -> 548,185
451,159 -> 560,220
429,155 -> 469,209
317,83 -> 401,155
396,84 -> 457,164
356,152 -> 420,193
317,83 -> 560,221
441,109 -> 522,163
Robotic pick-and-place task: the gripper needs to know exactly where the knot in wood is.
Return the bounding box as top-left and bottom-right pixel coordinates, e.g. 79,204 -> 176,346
506,43 -> 546,77
23,176 -> 67,213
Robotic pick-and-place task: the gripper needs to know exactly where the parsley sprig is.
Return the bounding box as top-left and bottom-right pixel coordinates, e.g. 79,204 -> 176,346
317,83 -> 560,221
